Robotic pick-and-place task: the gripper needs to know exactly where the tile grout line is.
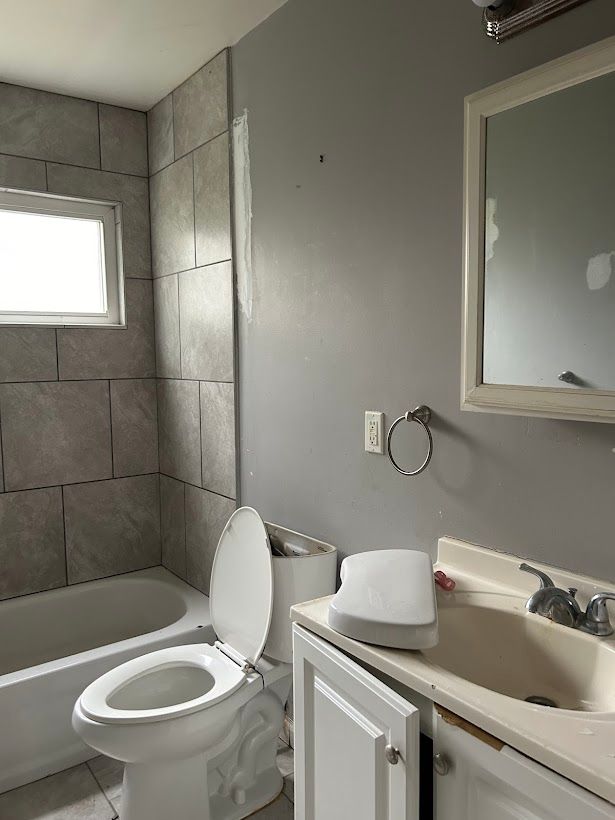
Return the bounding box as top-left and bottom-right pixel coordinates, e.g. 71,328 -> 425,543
198,382 -> 204,488
0,472 -> 159,497
60,484 -> 69,585
107,380 -> 115,477
191,151 -> 197,270
0,393 -> 6,492
171,86 -> 176,164
170,127 -> 229,171
85,759 -> 119,819
157,471 -> 162,566
54,329 -> 60,380
177,273 -> 183,380
2,559 -> 163,604
159,471 -> 235,503
0,149 -> 148,180
182,479 -> 188,579
150,257 -> 232,282
0,376 -> 160,386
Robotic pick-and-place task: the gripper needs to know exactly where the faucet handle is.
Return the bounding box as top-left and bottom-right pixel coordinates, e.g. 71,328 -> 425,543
584,593 -> 615,636
519,563 -> 555,590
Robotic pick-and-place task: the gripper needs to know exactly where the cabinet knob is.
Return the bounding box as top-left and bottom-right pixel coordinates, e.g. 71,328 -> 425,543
385,744 -> 401,765
433,752 -> 451,776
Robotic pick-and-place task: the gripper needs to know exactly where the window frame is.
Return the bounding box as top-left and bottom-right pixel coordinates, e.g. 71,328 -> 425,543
0,187 -> 125,328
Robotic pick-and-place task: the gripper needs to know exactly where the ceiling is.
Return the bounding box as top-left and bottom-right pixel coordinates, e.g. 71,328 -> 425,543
0,0 -> 287,110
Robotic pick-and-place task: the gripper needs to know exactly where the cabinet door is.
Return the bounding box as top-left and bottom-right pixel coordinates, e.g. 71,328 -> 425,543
293,624 -> 420,820
434,709 -> 615,820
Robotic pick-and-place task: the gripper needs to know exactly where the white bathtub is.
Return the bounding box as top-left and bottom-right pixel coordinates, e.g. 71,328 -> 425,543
0,566 -> 213,794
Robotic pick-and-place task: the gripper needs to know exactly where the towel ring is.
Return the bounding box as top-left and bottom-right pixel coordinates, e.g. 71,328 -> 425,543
386,405 -> 433,477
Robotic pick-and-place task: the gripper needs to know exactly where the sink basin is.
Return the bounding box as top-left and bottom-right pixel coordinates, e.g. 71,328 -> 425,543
422,595 -> 615,712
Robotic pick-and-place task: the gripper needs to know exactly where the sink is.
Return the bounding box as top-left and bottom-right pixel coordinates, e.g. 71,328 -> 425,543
422,594 -> 615,713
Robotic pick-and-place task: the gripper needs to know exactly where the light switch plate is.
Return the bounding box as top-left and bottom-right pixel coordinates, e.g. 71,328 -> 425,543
365,411 -> 384,454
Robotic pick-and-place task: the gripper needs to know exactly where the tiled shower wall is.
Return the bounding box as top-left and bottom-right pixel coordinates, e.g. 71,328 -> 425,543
148,50 -> 238,593
0,83 -> 160,601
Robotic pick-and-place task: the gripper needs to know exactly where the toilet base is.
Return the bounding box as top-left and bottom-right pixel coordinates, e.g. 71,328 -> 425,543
122,754 -> 211,820
209,767 -> 282,820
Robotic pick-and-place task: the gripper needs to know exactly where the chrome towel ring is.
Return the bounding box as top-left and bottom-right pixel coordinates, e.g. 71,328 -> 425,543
386,405 -> 433,477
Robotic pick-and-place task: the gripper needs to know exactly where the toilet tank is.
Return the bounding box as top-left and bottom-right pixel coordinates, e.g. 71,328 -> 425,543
264,523 -> 337,663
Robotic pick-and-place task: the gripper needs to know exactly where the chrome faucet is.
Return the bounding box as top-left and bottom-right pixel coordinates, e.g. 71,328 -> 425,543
519,563 -> 615,637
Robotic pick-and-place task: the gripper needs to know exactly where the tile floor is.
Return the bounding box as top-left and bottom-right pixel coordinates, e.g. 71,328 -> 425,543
0,739 -> 294,819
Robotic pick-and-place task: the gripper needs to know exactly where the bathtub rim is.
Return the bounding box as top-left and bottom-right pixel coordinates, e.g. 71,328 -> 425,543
0,567 -> 212,688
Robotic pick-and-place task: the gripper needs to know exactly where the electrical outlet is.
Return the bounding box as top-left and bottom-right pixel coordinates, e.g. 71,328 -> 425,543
365,411 -> 384,454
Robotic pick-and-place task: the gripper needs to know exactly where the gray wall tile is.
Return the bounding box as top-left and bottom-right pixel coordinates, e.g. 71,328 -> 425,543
148,94 -> 174,175
179,262 -> 234,381
0,153 -> 46,190
0,763 -> 115,820
0,328 -> 58,382
153,274 -> 181,378
65,475 -> 160,584
0,422 -> 4,492
157,379 -> 201,485
99,104 -> 148,177
57,279 -> 155,380
110,379 -> 158,477
150,155 -> 195,277
0,381 -> 112,491
185,484 -> 235,593
194,132 -> 231,267
200,381 -> 236,498
0,487 -> 65,600
0,83 -> 99,168
160,474 -> 186,578
173,51 -> 228,158
47,163 -> 151,278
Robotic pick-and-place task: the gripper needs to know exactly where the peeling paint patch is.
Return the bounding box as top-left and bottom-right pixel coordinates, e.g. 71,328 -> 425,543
485,197 -> 499,263
586,251 -> 614,291
233,109 -> 253,321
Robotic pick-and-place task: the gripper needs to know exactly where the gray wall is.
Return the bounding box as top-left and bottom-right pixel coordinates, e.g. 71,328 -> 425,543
0,84 -> 159,600
148,51 -> 237,594
232,0 -> 615,582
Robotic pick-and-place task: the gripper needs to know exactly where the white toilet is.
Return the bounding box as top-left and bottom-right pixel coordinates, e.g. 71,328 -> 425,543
73,508 -> 336,820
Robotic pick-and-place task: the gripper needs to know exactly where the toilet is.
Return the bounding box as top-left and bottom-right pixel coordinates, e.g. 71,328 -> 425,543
73,508 -> 336,820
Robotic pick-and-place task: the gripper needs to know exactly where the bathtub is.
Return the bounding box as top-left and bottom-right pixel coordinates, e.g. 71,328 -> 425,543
0,566 -> 214,794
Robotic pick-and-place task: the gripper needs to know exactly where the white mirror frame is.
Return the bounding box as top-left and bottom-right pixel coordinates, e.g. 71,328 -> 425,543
462,35 -> 615,424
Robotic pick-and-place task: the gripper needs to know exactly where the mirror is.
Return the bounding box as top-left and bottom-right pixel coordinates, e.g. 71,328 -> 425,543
463,36 -> 615,423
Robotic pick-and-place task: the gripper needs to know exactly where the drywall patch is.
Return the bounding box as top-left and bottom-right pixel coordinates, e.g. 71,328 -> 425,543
586,252 -> 614,291
233,109 -> 253,321
485,197 -> 499,262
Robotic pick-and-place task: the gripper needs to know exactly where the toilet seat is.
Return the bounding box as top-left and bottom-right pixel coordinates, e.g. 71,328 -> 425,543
79,644 -> 248,725
78,508 -> 276,731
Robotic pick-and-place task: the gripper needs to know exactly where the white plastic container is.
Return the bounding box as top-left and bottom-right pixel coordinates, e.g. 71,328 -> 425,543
264,522 -> 337,662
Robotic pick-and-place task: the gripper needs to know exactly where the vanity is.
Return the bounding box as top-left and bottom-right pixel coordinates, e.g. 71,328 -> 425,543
290,538 -> 615,820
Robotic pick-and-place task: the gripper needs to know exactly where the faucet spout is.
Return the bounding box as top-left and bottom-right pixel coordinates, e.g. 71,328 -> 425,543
519,563 -> 582,628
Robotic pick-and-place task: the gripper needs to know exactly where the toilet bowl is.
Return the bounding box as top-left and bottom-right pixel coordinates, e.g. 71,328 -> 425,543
73,508 -> 336,820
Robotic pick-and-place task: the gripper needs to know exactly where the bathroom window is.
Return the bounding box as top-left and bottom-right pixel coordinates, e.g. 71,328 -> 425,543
0,188 -> 124,327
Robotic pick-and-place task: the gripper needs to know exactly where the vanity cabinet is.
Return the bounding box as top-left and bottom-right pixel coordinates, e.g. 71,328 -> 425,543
434,709 -> 615,820
293,625 -> 420,820
293,624 -> 615,820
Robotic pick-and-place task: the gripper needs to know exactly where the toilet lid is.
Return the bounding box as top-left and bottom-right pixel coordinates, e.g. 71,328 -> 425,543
210,507 -> 274,667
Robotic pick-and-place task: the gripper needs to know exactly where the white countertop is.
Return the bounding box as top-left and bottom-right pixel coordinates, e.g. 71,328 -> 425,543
291,537 -> 615,805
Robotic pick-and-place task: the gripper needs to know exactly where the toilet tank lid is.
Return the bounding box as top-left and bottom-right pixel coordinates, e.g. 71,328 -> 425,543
210,507 -> 274,666
328,549 -> 438,650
